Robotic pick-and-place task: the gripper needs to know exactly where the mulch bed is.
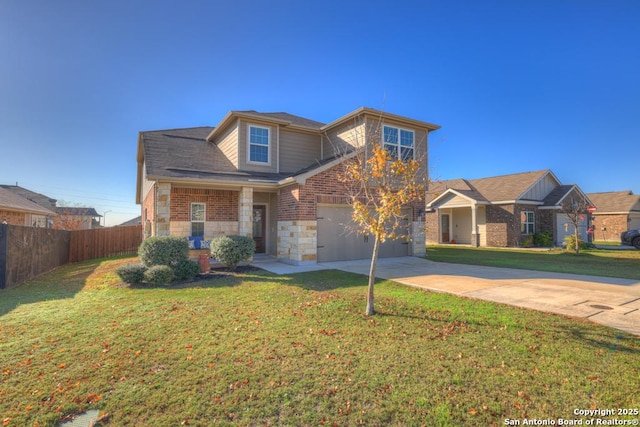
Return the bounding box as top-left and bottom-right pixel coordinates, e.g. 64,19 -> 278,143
121,265 -> 263,289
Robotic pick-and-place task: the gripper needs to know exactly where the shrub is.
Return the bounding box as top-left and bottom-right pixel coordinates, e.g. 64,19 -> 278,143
563,234 -> 594,252
210,235 -> 255,270
144,265 -> 175,285
115,263 -> 147,284
519,235 -> 534,248
173,259 -> 201,280
138,236 -> 189,267
533,231 -> 553,247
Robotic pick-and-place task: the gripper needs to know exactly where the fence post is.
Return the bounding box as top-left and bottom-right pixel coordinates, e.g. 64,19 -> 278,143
0,224 -> 7,290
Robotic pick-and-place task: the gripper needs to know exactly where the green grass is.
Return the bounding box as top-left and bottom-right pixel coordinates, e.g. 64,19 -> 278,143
1,257 -> 639,426
426,245 -> 640,280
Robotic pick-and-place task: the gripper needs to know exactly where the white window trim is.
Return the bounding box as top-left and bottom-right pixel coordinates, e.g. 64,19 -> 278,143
381,124 -> 415,161
191,202 -> 205,237
247,124 -> 271,165
521,210 -> 535,235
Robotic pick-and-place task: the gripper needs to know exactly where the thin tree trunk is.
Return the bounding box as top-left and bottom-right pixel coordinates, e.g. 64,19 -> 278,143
574,228 -> 580,254
366,236 -> 380,316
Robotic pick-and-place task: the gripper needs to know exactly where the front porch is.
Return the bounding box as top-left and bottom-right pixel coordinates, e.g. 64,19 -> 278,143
426,205 -> 486,247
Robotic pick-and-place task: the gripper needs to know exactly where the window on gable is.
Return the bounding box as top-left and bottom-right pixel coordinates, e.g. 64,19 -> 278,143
383,125 -> 414,161
520,211 -> 535,234
191,203 -> 205,237
248,125 -> 270,164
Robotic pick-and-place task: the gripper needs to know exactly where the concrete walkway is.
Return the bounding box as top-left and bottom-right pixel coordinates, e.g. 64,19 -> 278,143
251,256 -> 640,336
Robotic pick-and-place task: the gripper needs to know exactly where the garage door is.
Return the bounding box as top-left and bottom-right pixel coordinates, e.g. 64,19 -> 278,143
317,205 -> 409,262
629,215 -> 640,230
556,214 -> 588,246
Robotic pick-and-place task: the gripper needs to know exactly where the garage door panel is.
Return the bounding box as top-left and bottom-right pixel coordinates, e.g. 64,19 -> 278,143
556,214 -> 588,246
317,205 -> 409,262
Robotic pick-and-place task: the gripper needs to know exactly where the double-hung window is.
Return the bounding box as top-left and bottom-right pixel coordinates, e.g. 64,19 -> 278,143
383,125 -> 414,161
191,203 -> 205,237
248,125 -> 270,164
521,211 -> 535,234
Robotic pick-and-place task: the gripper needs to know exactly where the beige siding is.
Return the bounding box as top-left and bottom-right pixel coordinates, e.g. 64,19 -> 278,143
237,120 -> 278,173
323,117 -> 366,158
478,206 -> 487,246
521,173 -> 559,201
438,193 -> 472,208
451,208 -> 472,244
279,129 -> 322,173
142,161 -> 155,201
217,121 -> 239,168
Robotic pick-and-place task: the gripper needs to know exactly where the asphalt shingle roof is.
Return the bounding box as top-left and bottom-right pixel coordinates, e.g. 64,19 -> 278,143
428,170 -> 551,204
0,185 -> 57,211
235,111 -> 325,129
0,187 -> 57,216
587,191 -> 640,213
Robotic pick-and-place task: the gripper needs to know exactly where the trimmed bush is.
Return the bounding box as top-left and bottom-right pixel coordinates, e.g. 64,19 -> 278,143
210,235 -> 255,270
144,265 -> 175,286
519,234 -> 534,248
173,259 -> 201,280
138,236 -> 189,267
115,263 -> 147,284
533,231 -> 553,247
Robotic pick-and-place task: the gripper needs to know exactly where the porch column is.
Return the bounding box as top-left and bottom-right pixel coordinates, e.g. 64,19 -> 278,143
156,183 -> 171,236
238,187 -> 253,237
471,203 -> 479,247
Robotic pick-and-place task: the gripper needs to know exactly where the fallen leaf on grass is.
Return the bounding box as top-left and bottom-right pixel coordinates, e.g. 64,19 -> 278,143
87,393 -> 101,404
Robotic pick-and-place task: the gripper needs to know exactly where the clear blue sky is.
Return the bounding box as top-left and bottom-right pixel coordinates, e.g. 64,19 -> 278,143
1,1 -> 638,226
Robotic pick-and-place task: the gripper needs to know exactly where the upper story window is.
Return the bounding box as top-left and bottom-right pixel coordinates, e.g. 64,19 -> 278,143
383,125 -> 414,161
248,125 -> 270,164
521,211 -> 535,234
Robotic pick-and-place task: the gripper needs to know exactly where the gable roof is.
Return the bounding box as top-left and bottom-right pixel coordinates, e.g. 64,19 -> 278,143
57,207 -> 101,217
205,107 -> 441,141
427,170 -> 555,206
137,107 -> 440,202
587,190 -> 640,214
0,185 -> 57,211
0,187 -> 57,216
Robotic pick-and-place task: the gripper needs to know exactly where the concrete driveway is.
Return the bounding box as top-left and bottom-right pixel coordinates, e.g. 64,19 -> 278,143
252,256 -> 640,336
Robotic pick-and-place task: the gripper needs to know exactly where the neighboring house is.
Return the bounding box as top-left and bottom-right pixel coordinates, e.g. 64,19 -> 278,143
119,216 -> 142,227
136,107 -> 440,264
0,185 -> 57,227
54,207 -> 102,230
586,191 -> 640,242
425,170 -> 591,247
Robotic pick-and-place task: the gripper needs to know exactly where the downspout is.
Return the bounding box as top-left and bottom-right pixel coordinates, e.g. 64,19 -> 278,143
276,125 -> 280,174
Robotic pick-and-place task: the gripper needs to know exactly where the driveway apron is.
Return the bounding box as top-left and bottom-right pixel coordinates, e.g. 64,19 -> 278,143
318,257 -> 640,337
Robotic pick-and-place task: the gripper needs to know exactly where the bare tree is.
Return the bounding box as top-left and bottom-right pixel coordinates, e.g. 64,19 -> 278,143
330,116 -> 428,316
560,189 -> 589,254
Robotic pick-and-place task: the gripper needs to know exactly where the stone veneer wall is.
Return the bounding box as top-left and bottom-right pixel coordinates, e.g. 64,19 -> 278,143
277,220 -> 317,265
170,221 -> 239,237
411,220 -> 426,256
156,183 -> 172,236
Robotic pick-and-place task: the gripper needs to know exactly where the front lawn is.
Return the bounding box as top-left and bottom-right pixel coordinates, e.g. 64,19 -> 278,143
1,257 -> 638,426
426,245 -> 640,280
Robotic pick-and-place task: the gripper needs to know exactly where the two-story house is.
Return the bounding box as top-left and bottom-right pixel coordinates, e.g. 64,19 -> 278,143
136,107 -> 440,265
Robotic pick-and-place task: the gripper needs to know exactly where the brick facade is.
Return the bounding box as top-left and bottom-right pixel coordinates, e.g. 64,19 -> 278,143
170,188 -> 238,222
0,210 -> 27,226
142,184 -> 156,237
592,214 -> 628,242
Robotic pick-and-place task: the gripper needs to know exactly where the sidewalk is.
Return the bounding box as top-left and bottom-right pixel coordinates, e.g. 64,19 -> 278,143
252,256 -> 640,336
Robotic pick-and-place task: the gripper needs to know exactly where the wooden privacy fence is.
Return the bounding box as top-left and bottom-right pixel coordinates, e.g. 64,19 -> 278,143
1,224 -> 142,289
69,225 -> 142,263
